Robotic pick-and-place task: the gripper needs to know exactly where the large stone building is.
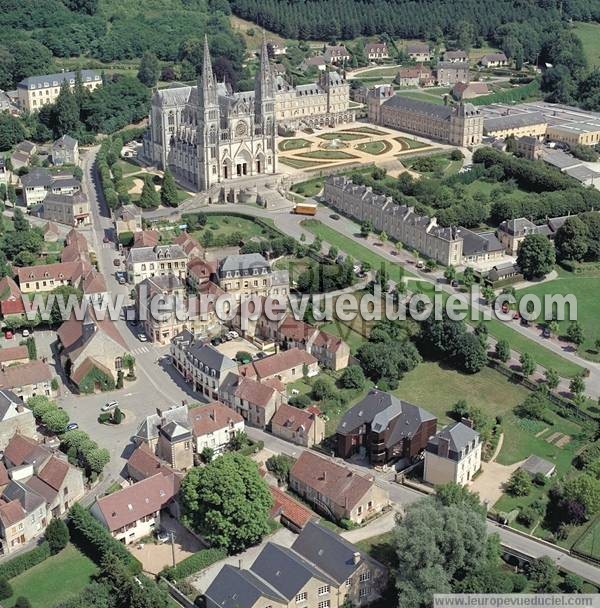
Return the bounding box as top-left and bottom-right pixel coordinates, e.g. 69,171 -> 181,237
38,191 -> 90,227
142,39 -> 352,192
435,61 -> 469,85
324,176 -> 505,267
367,85 -> 483,147
17,70 -> 101,112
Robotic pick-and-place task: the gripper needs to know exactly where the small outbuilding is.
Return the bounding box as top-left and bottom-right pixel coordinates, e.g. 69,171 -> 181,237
520,454 -> 556,478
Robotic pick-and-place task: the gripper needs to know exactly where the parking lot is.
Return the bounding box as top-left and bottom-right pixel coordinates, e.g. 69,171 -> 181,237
214,336 -> 261,360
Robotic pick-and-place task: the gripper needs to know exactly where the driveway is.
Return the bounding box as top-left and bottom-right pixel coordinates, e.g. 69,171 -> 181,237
469,459 -> 522,510
215,338 -> 261,359
131,513 -> 205,575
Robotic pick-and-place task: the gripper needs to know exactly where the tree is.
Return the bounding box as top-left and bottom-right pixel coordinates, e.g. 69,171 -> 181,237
0,114 -> 27,151
570,374 -> 586,397
0,577 -> 12,600
457,333 -> 488,374
462,266 -> 475,288
45,518 -> 70,554
122,353 -> 136,378
137,52 -> 160,87
545,368 -> 560,390
230,430 -> 248,451
519,352 -> 535,377
360,220 -> 372,237
13,207 -> 29,232
160,169 -> 179,207
112,406 -> 124,425
339,365 -> 366,390
138,175 -> 160,209
495,339 -> 510,363
85,447 -> 110,475
265,454 -> 295,485
200,446 -> 214,463
451,399 -> 470,420
567,321 -> 585,346
506,469 -> 532,496
481,285 -> 495,305
28,395 -> 56,419
515,393 -> 547,420
444,265 -> 456,282
311,376 -> 336,401
562,573 -> 584,593
14,598 -> 32,608
547,320 -> 560,338
180,453 -> 272,553
555,216 -> 589,261
51,81 -> 81,137
527,556 -> 559,592
563,473 -> 600,518
435,482 -> 485,515
517,234 -> 556,280
41,407 -> 69,434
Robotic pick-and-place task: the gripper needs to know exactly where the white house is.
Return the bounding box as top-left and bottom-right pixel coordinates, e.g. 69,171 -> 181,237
189,402 -> 245,457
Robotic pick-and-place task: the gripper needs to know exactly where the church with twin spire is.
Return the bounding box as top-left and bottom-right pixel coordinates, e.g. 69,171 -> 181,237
144,37 -> 277,192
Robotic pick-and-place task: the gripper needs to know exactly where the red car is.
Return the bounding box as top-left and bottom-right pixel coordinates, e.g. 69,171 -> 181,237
501,303 -> 510,314
4,329 -> 13,339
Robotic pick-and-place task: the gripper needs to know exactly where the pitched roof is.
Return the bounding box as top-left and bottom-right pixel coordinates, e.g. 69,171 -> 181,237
269,486 -> 314,529
278,317 -> 316,343
70,356 -> 113,386
53,134 -> 78,151
135,405 -> 190,442
132,230 -> 160,248
222,373 -> 279,408
271,403 -> 317,434
219,253 -> 270,275
0,499 -> 26,527
427,421 -> 479,454
189,402 -> 243,437
4,433 -> 42,467
0,462 -> 8,486
239,348 -> 317,380
187,257 -> 215,281
127,445 -> 173,480
383,95 -> 454,120
94,472 -> 176,532
16,261 -> 84,285
484,112 -> 546,133
0,346 -> 29,364
0,389 -> 21,420
18,70 -> 100,88
290,451 -> 374,512
520,454 -> 556,477
0,360 -> 53,391
37,455 -> 70,491
24,475 -> 57,504
312,330 -> 345,353
173,232 -> 202,256
3,480 -> 45,513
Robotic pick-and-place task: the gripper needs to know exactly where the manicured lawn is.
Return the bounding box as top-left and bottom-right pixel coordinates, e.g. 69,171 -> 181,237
291,176 -> 325,197
573,21 -> 600,68
394,137 -> 429,150
394,360 -> 530,425
279,157 -> 324,169
319,132 -> 366,142
516,269 -> 600,362
115,158 -> 142,176
192,214 -> 274,242
396,89 -> 450,105
4,544 -> 98,608
298,150 -> 358,160
278,138 -> 312,151
356,140 -> 392,155
344,126 -> 388,136
355,66 -> 401,79
573,516 -> 600,561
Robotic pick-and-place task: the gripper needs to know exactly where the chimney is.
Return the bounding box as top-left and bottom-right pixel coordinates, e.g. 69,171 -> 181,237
461,417 -> 474,429
210,409 -> 215,421
322,471 -> 326,481
353,552 -> 361,565
437,436 -> 450,458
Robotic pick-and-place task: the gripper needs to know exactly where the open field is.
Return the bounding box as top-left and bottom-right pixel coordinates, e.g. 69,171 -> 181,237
394,137 -> 429,150
3,544 -> 98,608
516,269 -> 600,362
573,22 -> 600,68
573,516 -> 600,562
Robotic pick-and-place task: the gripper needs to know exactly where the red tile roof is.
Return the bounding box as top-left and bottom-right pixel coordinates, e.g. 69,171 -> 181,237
0,346 -> 29,364
271,403 -> 316,434
278,317 -> 316,344
291,451 -> 374,512
188,257 -> 216,282
70,357 -> 112,386
174,233 -> 202,256
57,307 -> 127,353
17,261 -> 83,285
94,472 -> 176,532
0,360 -> 52,391
81,269 -> 107,295
0,277 -> 25,315
37,455 -> 69,491
65,229 -> 88,249
4,433 -> 39,466
233,376 -> 279,407
239,348 -> 317,380
127,445 -> 172,480
313,330 -> 345,353
270,486 -> 314,529
0,499 -> 26,527
133,230 -> 160,248
189,402 -> 243,437
0,462 -> 9,487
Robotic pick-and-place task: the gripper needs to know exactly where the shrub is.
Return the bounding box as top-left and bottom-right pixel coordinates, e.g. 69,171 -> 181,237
161,548 -> 226,582
45,518 -> 69,555
0,577 -> 12,600
15,597 -> 32,608
0,542 -> 50,580
68,504 -> 141,574
517,506 -> 537,527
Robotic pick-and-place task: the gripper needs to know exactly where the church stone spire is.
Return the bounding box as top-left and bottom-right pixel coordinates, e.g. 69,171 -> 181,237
255,36 -> 274,109
199,34 -> 217,107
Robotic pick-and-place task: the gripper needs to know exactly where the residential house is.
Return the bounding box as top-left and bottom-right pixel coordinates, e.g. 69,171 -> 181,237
43,221 -> 60,242
188,401 -> 244,457
81,268 -> 108,307
451,81 -> 489,100
90,472 -> 178,544
173,232 -> 203,258
52,135 -> 79,166
365,42 -> 388,61
170,330 -> 238,401
0,347 -> 29,368
17,70 -> 101,112
0,276 -> 25,318
496,217 -> 560,255
290,451 -> 389,524
269,486 -> 314,532
435,61 -> 469,85
0,391 -> 36,450
127,444 -> 174,483
10,141 -> 36,171
324,45 -> 351,65
21,168 -> 81,208
134,405 -> 194,471
205,522 -> 387,608
479,53 -> 508,68
336,390 -> 437,466
483,112 -> 547,139
126,244 -> 187,285
406,42 -> 431,62
239,348 -> 318,385
132,230 -> 160,249
0,482 -> 46,555
217,253 -> 285,302
271,404 -> 325,447
17,259 -> 89,294
39,191 -> 90,226
0,360 -> 54,401
424,421 -> 481,486
56,306 -> 128,392
515,135 -> 544,160
268,41 -> 287,56
395,66 -> 434,87
301,56 -> 327,72
220,373 -> 285,428
114,204 -> 142,236
187,257 -> 216,291
443,50 -> 468,63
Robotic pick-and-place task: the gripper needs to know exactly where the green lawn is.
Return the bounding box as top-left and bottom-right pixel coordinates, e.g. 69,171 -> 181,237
516,269 -> 600,362
4,544 -> 98,608
192,214 -> 274,242
298,150 -> 358,160
279,157 -> 325,169
115,158 -> 142,176
356,140 -> 392,155
394,360 -> 530,425
573,516 -> 600,561
344,127 -> 388,136
396,89 -> 450,105
278,138 -> 312,151
318,132 -> 366,142
291,176 -> 325,197
355,66 -> 400,79
573,22 -> 600,68
394,137 -> 429,150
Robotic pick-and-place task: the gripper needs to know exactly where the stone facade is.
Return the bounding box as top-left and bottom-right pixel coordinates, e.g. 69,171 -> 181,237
435,61 -> 470,85
367,85 -> 483,147
0,391 -> 36,451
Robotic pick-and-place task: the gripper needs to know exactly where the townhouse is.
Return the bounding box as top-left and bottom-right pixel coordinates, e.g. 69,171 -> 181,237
52,135 -> 79,166
271,403 -> 325,448
0,360 -> 55,401
21,168 -> 81,208
364,42 -> 388,61
188,402 -> 244,457
238,348 -> 319,385
126,244 -> 187,285
406,42 -> 431,62
38,191 -> 90,227
0,391 -> 36,450
217,253 -> 286,302
435,61 -> 469,85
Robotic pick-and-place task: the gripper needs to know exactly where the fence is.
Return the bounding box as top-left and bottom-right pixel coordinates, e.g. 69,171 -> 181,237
160,577 -> 196,608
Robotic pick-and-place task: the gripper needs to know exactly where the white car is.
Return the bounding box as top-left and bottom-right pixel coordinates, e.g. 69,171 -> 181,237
228,331 -> 239,339
138,333 -> 148,342
22,329 -> 30,338
101,401 -> 118,412
156,529 -> 170,543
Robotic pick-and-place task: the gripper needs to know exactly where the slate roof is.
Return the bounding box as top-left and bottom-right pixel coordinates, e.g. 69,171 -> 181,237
21,168 -> 54,189
456,227 -> 503,256
427,421 -> 479,455
520,454 -> 556,477
52,135 -> 78,151
0,389 -> 22,419
18,70 -> 99,89
219,253 -> 269,275
484,112 -> 546,133
3,480 -> 45,514
383,94 -> 454,120
135,405 -> 190,442
185,341 -> 237,376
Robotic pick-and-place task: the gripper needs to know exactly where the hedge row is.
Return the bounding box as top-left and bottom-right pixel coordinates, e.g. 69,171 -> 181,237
68,503 -> 142,574
161,548 -> 226,582
0,541 -> 50,580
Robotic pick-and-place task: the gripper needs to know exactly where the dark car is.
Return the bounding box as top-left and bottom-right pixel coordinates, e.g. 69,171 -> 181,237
520,318 -> 530,327
330,214 -> 340,220
542,327 -> 551,338
103,235 -> 110,243
211,337 -> 222,346
113,258 -> 121,267
255,352 -> 267,359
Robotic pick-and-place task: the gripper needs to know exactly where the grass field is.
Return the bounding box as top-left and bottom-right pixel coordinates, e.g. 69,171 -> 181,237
394,137 -> 430,150
278,138 -> 312,151
573,22 -> 600,68
394,360 -> 530,425
3,544 -> 98,608
291,176 -> 325,197
279,157 -> 324,169
573,516 -> 600,561
345,127 -> 388,136
192,214 -> 274,243
318,132 -> 365,142
298,150 -> 358,160
356,140 -> 392,155
516,269 -> 600,362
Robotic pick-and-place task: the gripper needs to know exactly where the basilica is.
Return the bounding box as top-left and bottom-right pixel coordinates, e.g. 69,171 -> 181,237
142,38 -> 354,192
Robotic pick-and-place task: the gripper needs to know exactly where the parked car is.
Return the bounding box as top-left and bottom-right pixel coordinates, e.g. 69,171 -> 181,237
66,422 -> 79,431
512,312 -> 520,320
101,401 -> 118,412
156,529 -> 170,543
416,260 -> 424,269
255,352 -> 267,359
542,327 -> 551,338
21,329 -> 30,338
330,214 -> 340,220
390,250 -> 399,256
3,330 -> 13,340
450,280 -> 459,288
211,337 -> 222,346
229,331 -> 239,339
520,318 -> 530,327
103,235 -> 110,243
113,258 -> 121,267
138,333 -> 148,342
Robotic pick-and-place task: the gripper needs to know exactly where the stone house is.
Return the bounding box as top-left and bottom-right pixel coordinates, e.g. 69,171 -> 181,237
0,391 -> 36,450
238,348 -> 319,385
271,404 -> 325,448
435,61 -> 469,85
52,135 -> 79,166
0,360 -> 54,401
188,401 -> 244,457
406,42 -> 431,62
365,42 -> 388,61
126,244 -> 188,286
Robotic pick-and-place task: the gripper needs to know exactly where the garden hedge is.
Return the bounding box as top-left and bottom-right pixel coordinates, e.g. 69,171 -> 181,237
0,541 -> 50,579
161,548 -> 226,581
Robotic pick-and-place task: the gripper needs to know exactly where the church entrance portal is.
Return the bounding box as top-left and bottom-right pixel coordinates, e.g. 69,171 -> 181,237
236,162 -> 248,177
